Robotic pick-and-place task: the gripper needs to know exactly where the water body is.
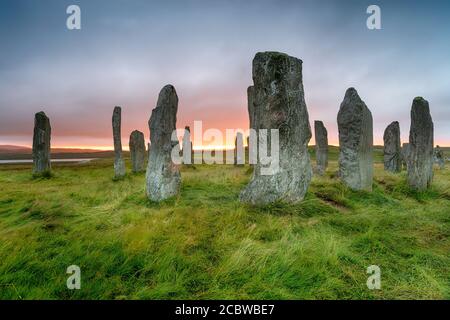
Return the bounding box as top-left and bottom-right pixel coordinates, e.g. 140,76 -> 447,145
0,158 -> 97,164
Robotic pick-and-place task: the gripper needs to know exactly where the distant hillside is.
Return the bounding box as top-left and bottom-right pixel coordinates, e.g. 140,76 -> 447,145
0,145 -> 117,160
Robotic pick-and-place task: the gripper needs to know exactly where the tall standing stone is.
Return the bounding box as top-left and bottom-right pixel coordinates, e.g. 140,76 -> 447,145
182,126 -> 192,165
314,120 -> 328,175
240,51 -> 312,204
401,142 -> 410,170
337,88 -> 373,191
32,111 -> 51,175
234,132 -> 244,165
112,106 -> 126,178
129,130 -> 146,173
434,145 -> 445,169
247,86 -> 257,165
407,97 -> 434,190
383,121 -> 401,172
146,85 -> 181,201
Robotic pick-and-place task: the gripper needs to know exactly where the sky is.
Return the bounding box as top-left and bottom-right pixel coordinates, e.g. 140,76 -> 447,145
0,0 -> 449,149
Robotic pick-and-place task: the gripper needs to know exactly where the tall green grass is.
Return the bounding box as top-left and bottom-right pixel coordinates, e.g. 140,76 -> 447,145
0,156 -> 448,299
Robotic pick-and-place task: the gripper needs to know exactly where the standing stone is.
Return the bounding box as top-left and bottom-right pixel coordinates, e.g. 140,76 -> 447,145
407,97 -> 434,190
337,88 -> 373,191
401,143 -> 410,170
383,121 -> 401,172
182,126 -> 192,165
234,132 -> 244,165
247,86 -> 257,165
434,145 -> 445,169
146,85 -> 181,201
314,121 -> 328,175
148,142 -> 151,158
129,130 -> 146,173
240,51 -> 312,204
32,111 -> 51,175
112,106 -> 126,178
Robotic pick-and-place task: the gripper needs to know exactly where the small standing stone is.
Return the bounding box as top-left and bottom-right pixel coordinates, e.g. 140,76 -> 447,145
434,145 -> 445,169
235,132 -> 244,165
145,85 -> 181,201
32,111 -> 51,175
337,88 -> 373,191
129,130 -> 146,173
407,97 -> 434,190
182,126 -> 192,165
314,120 -> 328,175
383,121 -> 401,172
112,106 -> 126,178
240,51 -> 312,204
401,143 -> 410,170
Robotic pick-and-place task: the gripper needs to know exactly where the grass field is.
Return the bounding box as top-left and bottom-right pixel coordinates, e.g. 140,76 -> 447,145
0,147 -> 449,299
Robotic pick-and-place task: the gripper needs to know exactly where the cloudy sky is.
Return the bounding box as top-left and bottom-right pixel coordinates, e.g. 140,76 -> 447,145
0,0 -> 449,149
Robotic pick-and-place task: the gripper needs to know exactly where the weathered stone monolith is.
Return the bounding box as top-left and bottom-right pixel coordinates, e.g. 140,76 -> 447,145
32,111 -> 51,175
145,85 -> 181,201
182,126 -> 192,165
112,106 -> 126,178
383,121 -> 401,172
235,132 -> 244,165
247,86 -> 257,165
314,120 -> 328,175
239,51 -> 312,204
129,130 -> 146,173
401,143 -> 410,170
337,88 -> 373,191
407,97 -> 434,190
434,145 -> 445,169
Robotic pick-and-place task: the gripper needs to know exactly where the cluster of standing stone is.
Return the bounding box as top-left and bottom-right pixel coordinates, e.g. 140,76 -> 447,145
30,51 -> 442,204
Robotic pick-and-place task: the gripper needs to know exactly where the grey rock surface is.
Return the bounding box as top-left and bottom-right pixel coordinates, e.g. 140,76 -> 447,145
434,145 -> 445,169
129,130 -> 146,173
145,85 -> 181,201
112,106 -> 126,178
240,51 -> 312,204
32,111 -> 51,174
383,121 -> 401,172
235,132 -> 244,165
407,97 -> 434,190
337,88 -> 373,191
314,120 -> 328,175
